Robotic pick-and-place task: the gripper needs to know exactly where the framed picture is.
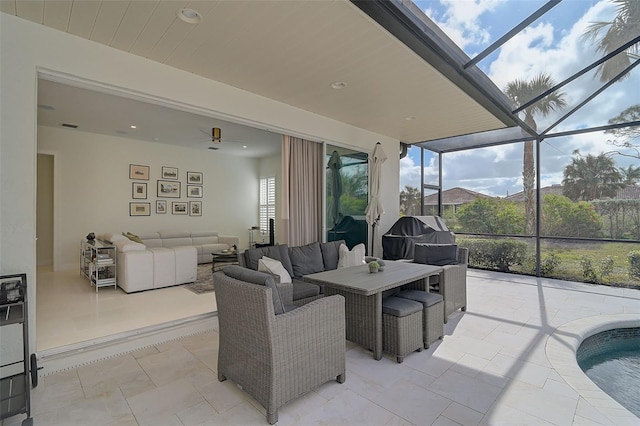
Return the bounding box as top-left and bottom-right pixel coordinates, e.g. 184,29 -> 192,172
156,200 -> 167,214
129,164 -> 149,180
187,171 -> 203,185
187,185 -> 203,198
132,182 -> 147,199
162,166 -> 179,180
157,180 -> 181,198
172,201 -> 188,215
189,201 -> 202,216
129,202 -> 151,216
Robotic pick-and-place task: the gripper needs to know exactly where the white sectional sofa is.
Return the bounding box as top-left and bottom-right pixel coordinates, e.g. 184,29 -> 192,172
100,231 -> 239,293
136,231 -> 239,264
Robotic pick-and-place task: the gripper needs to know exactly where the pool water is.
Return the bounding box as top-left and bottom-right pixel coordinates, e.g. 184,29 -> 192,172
577,328 -> 640,419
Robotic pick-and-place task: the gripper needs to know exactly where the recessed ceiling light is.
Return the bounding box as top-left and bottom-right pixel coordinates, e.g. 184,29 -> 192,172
177,8 -> 202,24
405,116 -> 417,121
153,137 -> 160,141
330,81 -> 347,89
130,125 -> 137,129
242,145 -> 247,149
37,104 -> 55,110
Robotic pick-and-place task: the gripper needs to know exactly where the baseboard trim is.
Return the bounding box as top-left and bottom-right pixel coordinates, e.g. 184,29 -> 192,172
36,312 -> 217,375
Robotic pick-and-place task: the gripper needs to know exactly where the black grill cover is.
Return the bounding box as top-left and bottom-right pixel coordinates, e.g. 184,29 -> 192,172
327,215 -> 368,251
382,216 -> 455,260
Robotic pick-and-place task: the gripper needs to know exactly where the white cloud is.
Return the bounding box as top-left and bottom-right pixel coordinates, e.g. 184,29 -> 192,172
424,0 -> 505,50
403,1 -> 638,199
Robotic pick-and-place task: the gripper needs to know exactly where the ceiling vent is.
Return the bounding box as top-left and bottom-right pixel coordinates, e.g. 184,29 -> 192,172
61,123 -> 78,129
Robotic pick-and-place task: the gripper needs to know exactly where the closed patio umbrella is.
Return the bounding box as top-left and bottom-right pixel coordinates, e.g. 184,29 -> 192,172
365,142 -> 387,256
328,150 -> 343,228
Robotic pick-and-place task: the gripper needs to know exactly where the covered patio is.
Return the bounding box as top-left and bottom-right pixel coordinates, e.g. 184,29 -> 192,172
20,271 -> 640,425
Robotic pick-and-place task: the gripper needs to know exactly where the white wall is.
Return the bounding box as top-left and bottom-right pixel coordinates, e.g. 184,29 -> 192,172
37,154 -> 54,265
0,13 -> 399,357
38,126 -> 258,270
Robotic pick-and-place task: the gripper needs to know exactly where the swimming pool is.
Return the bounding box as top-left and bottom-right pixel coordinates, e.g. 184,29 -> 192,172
577,328 -> 640,418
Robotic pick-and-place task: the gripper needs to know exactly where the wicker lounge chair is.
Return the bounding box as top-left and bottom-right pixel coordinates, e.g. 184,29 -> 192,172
214,268 -> 346,424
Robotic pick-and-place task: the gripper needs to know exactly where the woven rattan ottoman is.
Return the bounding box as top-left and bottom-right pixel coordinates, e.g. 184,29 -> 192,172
382,296 -> 423,363
396,290 -> 444,349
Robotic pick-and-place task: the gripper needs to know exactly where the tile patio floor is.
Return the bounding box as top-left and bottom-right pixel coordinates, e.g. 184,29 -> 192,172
5,270 -> 640,425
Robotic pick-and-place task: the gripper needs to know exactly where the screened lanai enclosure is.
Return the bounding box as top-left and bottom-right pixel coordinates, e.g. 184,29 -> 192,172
364,0 -> 640,286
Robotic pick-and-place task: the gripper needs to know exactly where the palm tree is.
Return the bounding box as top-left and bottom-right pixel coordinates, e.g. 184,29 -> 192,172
504,73 -> 567,235
619,164 -> 640,185
399,186 -> 421,216
581,0 -> 640,82
562,151 -> 623,201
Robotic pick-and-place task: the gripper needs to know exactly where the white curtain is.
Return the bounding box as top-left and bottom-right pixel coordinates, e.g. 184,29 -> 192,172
281,135 -> 323,246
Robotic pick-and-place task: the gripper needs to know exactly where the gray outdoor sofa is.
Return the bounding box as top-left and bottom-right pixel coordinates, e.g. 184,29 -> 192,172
214,266 -> 346,424
239,240 -> 347,306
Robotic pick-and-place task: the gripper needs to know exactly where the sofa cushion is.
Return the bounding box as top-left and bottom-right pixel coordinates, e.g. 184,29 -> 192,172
243,245 -> 294,277
191,236 -> 219,245
223,265 -> 285,315
382,296 -> 422,317
337,243 -> 365,269
158,231 -> 191,239
102,232 -> 128,243
190,231 -> 218,238
258,256 -> 292,283
289,242 -> 324,278
320,240 -> 345,271
114,240 -> 146,252
163,238 -> 193,248
291,278 -> 321,300
414,244 -> 458,266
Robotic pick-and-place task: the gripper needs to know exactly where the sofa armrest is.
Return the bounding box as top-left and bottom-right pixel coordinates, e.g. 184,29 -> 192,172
219,235 -> 239,248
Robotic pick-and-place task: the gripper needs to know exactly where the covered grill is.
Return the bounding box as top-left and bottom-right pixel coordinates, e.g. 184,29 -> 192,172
382,216 -> 455,260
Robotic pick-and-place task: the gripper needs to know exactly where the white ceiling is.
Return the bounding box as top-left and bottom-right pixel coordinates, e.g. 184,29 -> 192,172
3,0 -> 510,156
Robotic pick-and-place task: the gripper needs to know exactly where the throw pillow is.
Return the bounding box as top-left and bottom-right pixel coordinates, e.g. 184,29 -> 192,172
123,232 -> 144,244
320,240 -> 345,271
414,244 -> 458,266
337,243 -> 366,269
288,242 -> 325,277
258,256 -> 292,283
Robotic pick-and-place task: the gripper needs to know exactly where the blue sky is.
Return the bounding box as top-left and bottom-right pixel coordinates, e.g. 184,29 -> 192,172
400,0 -> 639,197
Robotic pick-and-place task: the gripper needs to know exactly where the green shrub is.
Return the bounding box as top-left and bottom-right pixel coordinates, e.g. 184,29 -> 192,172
459,238 -> 527,272
580,255 -> 615,283
580,256 -> 598,283
541,252 -> 561,277
629,250 -> 640,278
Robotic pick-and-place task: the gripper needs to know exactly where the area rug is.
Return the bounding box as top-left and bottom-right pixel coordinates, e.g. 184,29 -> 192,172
183,264 -> 215,294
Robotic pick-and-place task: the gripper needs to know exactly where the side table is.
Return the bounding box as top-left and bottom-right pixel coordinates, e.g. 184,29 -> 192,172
211,251 -> 239,272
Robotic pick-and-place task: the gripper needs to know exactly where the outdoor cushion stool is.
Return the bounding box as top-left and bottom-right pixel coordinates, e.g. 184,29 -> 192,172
396,290 -> 444,349
382,296 -> 423,363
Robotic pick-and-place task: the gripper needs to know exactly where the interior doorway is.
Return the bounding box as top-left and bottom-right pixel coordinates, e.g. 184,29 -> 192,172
37,153 -> 54,267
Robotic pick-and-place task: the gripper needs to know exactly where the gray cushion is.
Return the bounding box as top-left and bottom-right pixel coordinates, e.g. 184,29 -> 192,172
223,265 -> 285,315
291,279 -> 321,300
382,296 -> 422,317
243,245 -> 294,278
289,242 -> 324,278
414,244 -> 458,266
320,240 -> 345,271
396,290 -> 443,307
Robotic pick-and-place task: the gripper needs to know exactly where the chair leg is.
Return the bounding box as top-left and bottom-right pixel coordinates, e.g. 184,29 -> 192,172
396,356 -> 404,363
337,373 -> 346,384
218,372 -> 227,382
267,410 -> 278,425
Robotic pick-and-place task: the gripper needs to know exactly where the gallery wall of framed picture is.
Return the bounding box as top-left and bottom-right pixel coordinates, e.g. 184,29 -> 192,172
128,164 -> 204,217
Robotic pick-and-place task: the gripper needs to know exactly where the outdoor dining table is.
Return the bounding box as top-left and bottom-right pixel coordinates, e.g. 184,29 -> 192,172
304,260 -> 443,360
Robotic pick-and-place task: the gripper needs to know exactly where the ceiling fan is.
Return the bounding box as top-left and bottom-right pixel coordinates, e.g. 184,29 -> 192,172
202,127 -> 222,150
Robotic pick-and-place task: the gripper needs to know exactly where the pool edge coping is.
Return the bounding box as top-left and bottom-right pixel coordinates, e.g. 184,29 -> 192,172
545,314 -> 640,424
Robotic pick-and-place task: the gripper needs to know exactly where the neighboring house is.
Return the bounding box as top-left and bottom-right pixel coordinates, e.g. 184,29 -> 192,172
504,184 -> 564,203
505,184 -> 640,202
424,187 -> 492,213
616,185 -> 640,199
